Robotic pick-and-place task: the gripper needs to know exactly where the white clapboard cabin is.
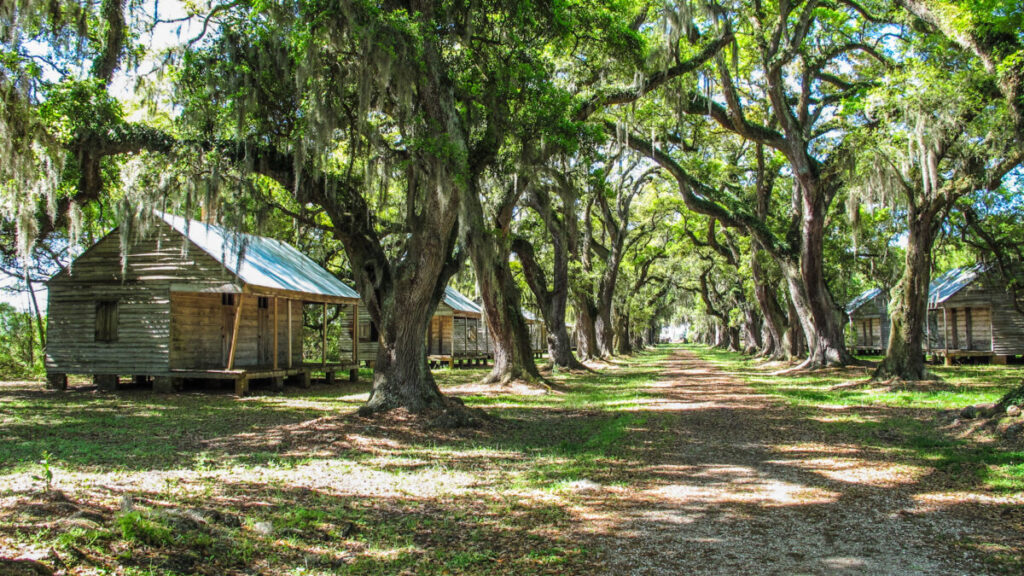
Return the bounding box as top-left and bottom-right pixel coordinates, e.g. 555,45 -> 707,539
846,288 -> 889,354
45,212 -> 361,395
427,287 -> 491,367
926,265 -> 1024,364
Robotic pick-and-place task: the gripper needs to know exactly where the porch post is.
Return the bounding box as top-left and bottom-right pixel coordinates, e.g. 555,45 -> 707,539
226,295 -> 243,370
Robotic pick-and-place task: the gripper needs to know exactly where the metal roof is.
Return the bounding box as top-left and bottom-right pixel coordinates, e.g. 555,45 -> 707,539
442,286 -> 482,314
521,309 -> 540,323
928,264 -> 987,307
158,212 -> 359,300
845,287 -> 882,315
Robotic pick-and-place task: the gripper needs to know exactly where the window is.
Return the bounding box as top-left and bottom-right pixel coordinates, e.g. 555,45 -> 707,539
95,300 -> 119,342
258,296 -> 269,309
221,293 -> 235,306
359,320 -> 379,342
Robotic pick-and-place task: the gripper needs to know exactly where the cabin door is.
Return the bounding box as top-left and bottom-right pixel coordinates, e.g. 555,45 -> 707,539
257,297 -> 272,366
221,295 -> 236,367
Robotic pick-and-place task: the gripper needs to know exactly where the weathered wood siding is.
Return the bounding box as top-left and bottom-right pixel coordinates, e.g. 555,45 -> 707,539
933,271 -> 1024,354
451,316 -> 484,357
355,305 -> 379,361
46,283 -> 171,374
46,222 -> 238,375
848,292 -> 889,351
169,293 -> 302,369
427,314 -> 453,356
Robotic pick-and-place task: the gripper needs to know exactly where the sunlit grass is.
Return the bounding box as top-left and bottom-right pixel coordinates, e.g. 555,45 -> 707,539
690,344 -> 1024,497
0,347 -> 672,575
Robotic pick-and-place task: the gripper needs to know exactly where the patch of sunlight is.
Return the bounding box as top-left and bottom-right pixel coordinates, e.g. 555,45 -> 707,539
773,443 -> 861,455
644,464 -> 839,506
912,491 -> 1024,509
810,412 -> 877,424
769,457 -> 929,487
820,556 -> 867,569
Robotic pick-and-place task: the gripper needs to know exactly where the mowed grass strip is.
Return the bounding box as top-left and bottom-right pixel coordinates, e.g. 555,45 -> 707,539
0,348 -> 671,575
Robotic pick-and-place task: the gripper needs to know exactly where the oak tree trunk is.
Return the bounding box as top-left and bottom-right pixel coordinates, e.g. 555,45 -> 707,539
874,204 -> 935,381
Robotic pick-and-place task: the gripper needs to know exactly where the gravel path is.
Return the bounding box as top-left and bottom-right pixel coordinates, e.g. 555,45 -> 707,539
580,348 -> 1020,576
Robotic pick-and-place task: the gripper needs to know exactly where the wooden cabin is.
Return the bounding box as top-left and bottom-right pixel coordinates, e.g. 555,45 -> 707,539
427,287 -> 491,366
846,288 -> 889,354
522,309 -> 547,357
45,212 -> 361,395
925,265 -> 1024,364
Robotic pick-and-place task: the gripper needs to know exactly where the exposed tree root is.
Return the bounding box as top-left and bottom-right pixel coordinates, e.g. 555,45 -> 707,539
356,396 -> 491,429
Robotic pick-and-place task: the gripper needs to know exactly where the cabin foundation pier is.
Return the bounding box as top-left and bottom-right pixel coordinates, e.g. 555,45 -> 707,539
349,368 -> 358,382
46,373 -> 67,391
152,376 -> 183,393
94,374 -> 118,391
271,377 -> 285,392
234,376 -> 249,397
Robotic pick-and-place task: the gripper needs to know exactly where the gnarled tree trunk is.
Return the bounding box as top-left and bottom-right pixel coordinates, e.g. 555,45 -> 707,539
874,203 -> 937,381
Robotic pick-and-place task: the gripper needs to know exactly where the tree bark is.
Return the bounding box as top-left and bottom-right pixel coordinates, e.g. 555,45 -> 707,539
874,202 -> 938,380
795,191 -> 856,367
515,182 -> 584,369
574,295 -> 601,360
461,181 -> 540,384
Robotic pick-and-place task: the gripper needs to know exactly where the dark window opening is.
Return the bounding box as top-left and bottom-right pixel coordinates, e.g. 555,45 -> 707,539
95,300 -> 119,342
359,320 -> 380,342
258,296 -> 269,309
221,293 -> 236,306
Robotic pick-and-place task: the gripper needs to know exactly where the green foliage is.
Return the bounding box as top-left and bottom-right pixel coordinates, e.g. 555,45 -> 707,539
0,302 -> 43,379
31,450 -> 53,492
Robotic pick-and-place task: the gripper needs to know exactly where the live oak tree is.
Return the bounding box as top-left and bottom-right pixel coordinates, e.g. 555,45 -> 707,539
851,57 -> 1023,381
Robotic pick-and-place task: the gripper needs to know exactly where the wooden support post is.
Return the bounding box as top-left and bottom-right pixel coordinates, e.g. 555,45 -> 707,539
943,308 -> 949,362
153,376 -> 182,393
227,295 -> 244,370
234,375 -> 249,397
272,376 -> 285,392
273,297 -> 279,370
301,369 -> 311,388
349,368 -> 358,382
994,355 -> 1009,365
351,301 -> 359,371
94,374 -> 118,391
326,371 -> 336,386
322,302 -> 328,370
46,373 -> 67,391
287,301 -> 293,368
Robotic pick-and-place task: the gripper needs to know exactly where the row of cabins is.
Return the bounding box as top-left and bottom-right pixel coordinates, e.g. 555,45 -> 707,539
846,265 -> 1024,363
45,213 -> 547,394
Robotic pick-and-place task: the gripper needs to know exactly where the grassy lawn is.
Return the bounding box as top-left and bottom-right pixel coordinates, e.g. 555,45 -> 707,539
0,349 -> 672,575
692,345 -> 1024,495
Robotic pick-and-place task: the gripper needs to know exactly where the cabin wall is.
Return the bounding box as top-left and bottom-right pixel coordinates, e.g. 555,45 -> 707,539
946,276 -> 1024,355
848,293 -> 890,351
427,314 -> 454,356
169,293 -> 302,370
45,223 -> 238,376
937,274 -> 1024,353
46,283 -> 171,374
451,315 -> 485,357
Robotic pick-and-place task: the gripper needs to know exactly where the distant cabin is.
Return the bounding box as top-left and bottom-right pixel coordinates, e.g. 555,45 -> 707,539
521,309 -> 548,357
426,287 -> 492,366
45,212 -> 361,395
925,265 -> 1024,364
846,288 -> 889,354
